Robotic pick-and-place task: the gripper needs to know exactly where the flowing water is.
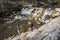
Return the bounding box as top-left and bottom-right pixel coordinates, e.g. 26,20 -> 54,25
1,8 -> 59,40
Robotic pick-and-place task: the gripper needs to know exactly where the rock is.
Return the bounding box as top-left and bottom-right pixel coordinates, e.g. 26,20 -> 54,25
55,8 -> 60,12
20,16 -> 60,40
5,12 -> 60,40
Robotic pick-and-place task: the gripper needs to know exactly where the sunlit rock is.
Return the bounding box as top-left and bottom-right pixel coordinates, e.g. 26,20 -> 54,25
6,16 -> 60,40
55,8 -> 60,12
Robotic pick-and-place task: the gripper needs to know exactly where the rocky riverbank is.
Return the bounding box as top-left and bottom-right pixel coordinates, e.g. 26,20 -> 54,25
5,16 -> 60,40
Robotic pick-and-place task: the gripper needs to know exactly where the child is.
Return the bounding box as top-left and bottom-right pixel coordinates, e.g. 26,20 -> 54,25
30,22 -> 34,31
17,24 -> 20,35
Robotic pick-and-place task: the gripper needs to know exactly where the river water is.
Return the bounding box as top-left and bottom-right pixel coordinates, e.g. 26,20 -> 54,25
1,7 -> 60,40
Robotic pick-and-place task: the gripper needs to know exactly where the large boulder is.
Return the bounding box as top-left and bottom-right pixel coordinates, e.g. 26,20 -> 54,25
20,16 -> 60,40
